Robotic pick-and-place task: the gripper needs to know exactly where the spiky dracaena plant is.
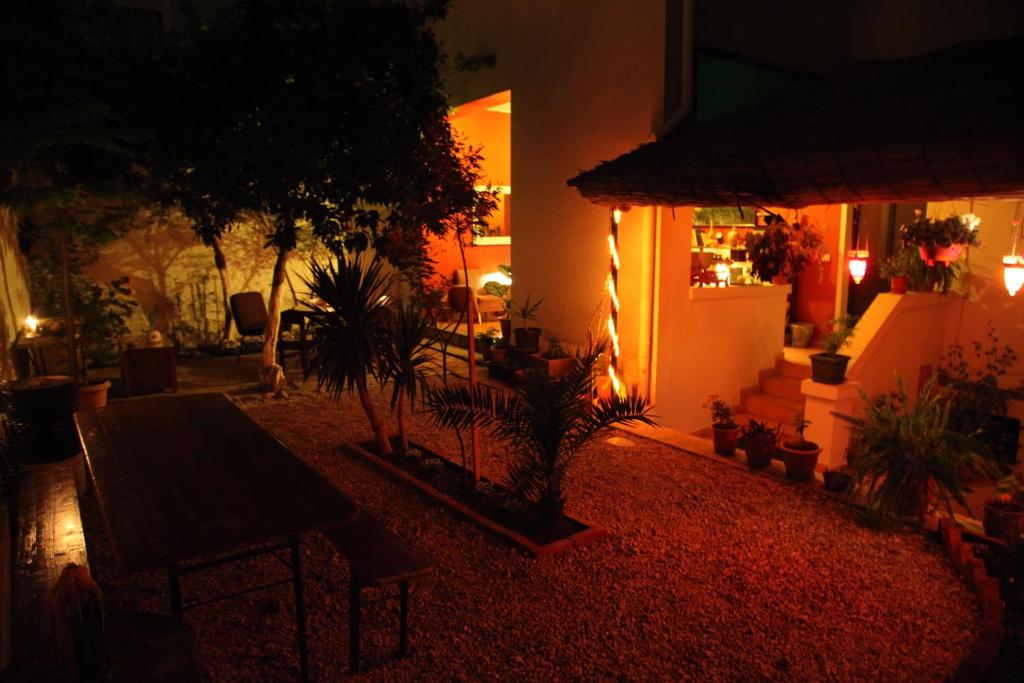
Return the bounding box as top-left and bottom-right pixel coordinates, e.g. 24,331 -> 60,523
424,342 -> 656,522
303,254 -> 393,455
383,302 -> 436,454
836,375 -> 992,525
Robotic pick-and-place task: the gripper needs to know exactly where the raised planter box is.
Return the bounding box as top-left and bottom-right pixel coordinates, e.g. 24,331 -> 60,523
345,441 -> 607,557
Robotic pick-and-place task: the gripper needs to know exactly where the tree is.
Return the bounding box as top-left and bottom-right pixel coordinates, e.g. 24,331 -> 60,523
144,0 -> 461,393
425,343 -> 656,521
304,255 -> 394,455
383,302 -> 436,454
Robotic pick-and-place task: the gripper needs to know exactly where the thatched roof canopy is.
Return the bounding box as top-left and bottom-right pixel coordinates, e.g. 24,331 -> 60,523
568,37 -> 1024,208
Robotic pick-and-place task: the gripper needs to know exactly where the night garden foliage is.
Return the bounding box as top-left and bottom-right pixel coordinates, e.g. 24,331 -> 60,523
424,343 -> 656,521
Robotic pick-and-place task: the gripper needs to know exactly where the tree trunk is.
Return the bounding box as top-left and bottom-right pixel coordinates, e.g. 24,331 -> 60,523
396,392 -> 409,454
357,375 -> 392,456
257,246 -> 289,395
211,236 -> 232,344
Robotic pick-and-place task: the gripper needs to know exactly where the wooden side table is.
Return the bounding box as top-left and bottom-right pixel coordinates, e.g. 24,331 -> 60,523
120,346 -> 178,396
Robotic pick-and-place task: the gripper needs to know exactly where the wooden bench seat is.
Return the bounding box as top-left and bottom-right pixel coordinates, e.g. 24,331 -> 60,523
322,513 -> 432,673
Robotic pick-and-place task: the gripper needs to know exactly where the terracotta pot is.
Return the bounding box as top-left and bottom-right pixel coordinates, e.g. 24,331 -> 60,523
744,438 -> 775,470
810,353 -> 850,384
780,441 -> 821,481
983,500 -> 1024,542
491,346 -> 509,364
77,380 -> 111,411
890,275 -> 908,294
823,469 -> 852,493
918,244 -> 963,266
712,424 -> 740,456
533,355 -> 573,380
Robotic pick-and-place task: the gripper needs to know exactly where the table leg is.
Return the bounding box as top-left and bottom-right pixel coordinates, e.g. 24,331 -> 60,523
290,536 -> 309,682
168,563 -> 182,618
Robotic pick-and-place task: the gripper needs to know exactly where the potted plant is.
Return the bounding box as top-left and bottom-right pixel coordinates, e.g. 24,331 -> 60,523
532,337 -> 573,380
901,212 -> 980,266
810,315 -> 858,384
511,296 -> 543,350
746,215 -> 824,284
705,395 -> 739,456
823,467 -> 853,493
878,247 -> 918,294
741,419 -> 780,470
475,329 -> 499,361
425,340 -> 655,522
483,264 -> 514,342
837,376 -> 991,524
779,413 -> 821,481
984,474 -> 1024,542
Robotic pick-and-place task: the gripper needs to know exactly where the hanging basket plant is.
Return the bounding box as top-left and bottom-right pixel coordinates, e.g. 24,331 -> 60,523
901,213 -> 981,266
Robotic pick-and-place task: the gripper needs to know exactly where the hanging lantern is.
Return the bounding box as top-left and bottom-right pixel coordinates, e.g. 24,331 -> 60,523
1003,255 -> 1024,297
1004,218 -> 1024,296
847,249 -> 869,284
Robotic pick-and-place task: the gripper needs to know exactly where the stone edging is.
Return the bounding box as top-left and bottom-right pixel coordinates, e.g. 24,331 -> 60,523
344,442 -> 607,558
939,517 -> 1006,681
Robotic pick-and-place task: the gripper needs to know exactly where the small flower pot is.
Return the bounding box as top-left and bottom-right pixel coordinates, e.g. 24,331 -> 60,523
514,327 -> 542,349
789,322 -> 814,348
823,469 -> 852,493
531,355 -> 573,380
77,380 -> 111,411
890,276 -> 908,294
918,244 -> 963,266
983,500 -> 1024,542
499,318 -> 513,343
712,424 -> 740,456
810,353 -> 850,384
780,441 -> 821,481
744,438 -> 776,470
491,346 -> 510,364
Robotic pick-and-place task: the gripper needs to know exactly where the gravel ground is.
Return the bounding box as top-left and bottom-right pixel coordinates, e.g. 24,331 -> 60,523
80,386 -> 982,682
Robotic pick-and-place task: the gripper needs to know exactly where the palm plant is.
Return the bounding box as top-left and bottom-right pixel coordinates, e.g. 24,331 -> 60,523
383,301 -> 436,454
424,342 -> 655,522
303,254 -> 394,455
836,375 -> 993,525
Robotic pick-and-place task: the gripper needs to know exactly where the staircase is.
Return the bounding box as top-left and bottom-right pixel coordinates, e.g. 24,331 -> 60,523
694,356 -> 812,439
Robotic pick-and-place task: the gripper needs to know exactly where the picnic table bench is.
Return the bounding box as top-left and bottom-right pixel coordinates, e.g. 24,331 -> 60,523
323,513 -> 432,674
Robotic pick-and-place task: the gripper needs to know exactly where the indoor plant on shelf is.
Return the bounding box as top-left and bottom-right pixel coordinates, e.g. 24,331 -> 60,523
810,315 -> 858,384
705,395 -> 739,456
532,337 -> 573,380
779,412 -> 821,481
901,212 -> 980,266
836,375 -> 991,525
511,296 -> 543,350
741,419 -> 780,470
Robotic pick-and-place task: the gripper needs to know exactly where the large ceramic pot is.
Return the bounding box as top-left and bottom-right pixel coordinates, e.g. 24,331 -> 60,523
983,500 -> 1024,542
810,353 -> 850,384
513,327 -> 541,350
890,276 -> 908,294
712,424 -> 740,456
780,440 -> 821,481
918,244 -> 963,266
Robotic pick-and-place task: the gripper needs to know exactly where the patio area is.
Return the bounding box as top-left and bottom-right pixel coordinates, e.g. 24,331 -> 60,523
73,370 -> 979,681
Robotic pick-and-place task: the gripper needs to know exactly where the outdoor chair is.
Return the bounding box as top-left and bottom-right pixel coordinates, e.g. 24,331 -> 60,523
229,292 -> 269,363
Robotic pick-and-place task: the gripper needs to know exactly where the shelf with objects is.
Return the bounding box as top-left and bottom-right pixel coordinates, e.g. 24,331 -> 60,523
690,206 -> 774,288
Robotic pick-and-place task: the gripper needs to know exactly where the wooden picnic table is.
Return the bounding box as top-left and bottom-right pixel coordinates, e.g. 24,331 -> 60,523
75,393 -> 358,681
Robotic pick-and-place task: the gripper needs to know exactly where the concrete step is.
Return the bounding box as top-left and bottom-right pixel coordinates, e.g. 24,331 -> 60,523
762,374 -> 804,402
744,393 -> 804,426
779,360 -> 812,380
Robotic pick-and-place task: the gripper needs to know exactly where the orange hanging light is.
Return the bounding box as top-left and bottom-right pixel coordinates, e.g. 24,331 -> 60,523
847,249 -> 869,284
1004,217 -> 1024,296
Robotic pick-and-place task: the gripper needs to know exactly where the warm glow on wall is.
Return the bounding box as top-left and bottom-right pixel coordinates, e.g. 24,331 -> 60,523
848,249 -> 869,284
607,208 -> 624,395
1004,255 -> 1024,296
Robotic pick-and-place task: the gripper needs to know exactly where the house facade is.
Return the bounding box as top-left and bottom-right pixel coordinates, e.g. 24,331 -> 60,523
437,1 -> 1024,453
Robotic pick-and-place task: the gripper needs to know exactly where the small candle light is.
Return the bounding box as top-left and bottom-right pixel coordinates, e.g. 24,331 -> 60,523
24,315 -> 39,336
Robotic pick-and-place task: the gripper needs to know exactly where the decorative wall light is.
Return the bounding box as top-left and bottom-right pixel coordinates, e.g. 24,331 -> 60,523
1004,216 -> 1024,296
23,315 -> 38,336
607,207 -> 624,395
